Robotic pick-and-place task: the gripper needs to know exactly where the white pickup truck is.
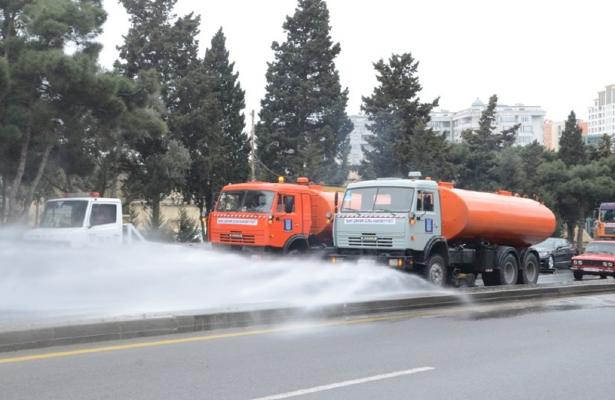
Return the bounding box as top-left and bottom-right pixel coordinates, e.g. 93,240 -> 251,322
24,193 -> 145,247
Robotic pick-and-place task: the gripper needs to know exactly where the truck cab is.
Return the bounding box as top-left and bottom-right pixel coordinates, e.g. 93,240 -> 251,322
593,203 -> 615,240
208,178 -> 340,254
24,193 -> 144,247
334,178 -> 441,263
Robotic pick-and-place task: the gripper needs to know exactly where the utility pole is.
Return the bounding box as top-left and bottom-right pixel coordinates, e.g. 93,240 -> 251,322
250,109 -> 256,181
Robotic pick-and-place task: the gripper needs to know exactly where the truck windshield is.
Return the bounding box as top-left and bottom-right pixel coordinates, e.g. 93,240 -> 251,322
216,190 -> 275,213
40,200 -> 88,228
600,209 -> 615,222
585,242 -> 615,255
341,187 -> 414,212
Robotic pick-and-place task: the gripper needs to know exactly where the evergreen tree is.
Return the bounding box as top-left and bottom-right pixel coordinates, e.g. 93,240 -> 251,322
0,0 -> 110,222
360,53 -> 441,178
459,94 -> 519,190
176,206 -> 199,242
558,110 -> 586,166
115,0 -> 200,103
169,60 -> 226,232
589,133 -> 612,161
203,28 -> 249,184
256,0 -> 352,183
116,0 -> 198,229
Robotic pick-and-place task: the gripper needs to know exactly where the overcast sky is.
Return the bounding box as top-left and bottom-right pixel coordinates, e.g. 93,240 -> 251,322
98,0 -> 615,121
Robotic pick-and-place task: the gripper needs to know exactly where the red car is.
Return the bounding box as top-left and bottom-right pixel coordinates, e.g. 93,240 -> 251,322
571,240 -> 615,280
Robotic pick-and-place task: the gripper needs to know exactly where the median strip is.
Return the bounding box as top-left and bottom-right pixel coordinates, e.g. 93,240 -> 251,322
1,280 -> 614,354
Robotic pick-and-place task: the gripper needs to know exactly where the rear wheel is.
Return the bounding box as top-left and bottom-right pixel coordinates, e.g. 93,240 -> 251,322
573,271 -> 583,281
519,253 -> 540,284
498,253 -> 519,285
424,254 -> 448,287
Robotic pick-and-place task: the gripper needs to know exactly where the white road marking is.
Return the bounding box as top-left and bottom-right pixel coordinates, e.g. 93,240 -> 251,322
250,367 -> 435,400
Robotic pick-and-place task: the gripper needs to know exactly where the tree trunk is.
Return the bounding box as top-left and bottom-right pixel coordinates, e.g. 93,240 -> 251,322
566,222 -> 575,244
151,196 -> 161,230
576,216 -> 585,253
6,117 -> 32,222
22,143 -> 53,218
198,200 -> 206,242
1,175 -> 6,225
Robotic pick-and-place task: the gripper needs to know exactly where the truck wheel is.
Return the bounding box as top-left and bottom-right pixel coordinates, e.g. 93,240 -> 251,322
287,249 -> 302,257
424,254 -> 448,287
498,253 -> 518,285
519,253 -> 540,284
573,271 -> 583,281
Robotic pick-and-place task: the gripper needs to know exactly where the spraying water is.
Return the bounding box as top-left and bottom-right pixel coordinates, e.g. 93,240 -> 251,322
0,234 -> 450,329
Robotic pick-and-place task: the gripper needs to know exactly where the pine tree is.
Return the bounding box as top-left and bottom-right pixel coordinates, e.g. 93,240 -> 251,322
203,28 -> 250,184
117,0 -> 198,229
176,206 -> 199,242
558,111 -> 586,166
169,60 -> 226,230
256,0 -> 352,183
115,0 -> 200,103
360,53 -> 441,178
459,94 -> 519,190
0,0 -> 110,221
589,133 -> 612,161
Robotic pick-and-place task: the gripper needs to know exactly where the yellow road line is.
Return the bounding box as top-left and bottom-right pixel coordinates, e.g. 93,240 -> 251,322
0,312 -> 416,365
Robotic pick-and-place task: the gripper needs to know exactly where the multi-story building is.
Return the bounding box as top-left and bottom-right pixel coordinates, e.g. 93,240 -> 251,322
348,99 -> 546,166
429,99 -> 546,145
543,119 -> 589,151
587,84 -> 615,144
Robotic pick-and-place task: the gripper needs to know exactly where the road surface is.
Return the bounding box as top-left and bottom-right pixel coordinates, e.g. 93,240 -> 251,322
2,293 -> 615,400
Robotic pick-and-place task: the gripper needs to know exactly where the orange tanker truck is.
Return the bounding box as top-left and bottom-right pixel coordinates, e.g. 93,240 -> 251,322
208,177 -> 342,254
331,174 -> 556,286
592,203 -> 615,240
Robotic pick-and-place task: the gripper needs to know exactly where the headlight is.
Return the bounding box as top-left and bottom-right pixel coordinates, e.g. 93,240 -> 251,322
539,251 -> 548,258
603,262 -> 608,267
609,262 -> 614,267
577,260 -> 583,266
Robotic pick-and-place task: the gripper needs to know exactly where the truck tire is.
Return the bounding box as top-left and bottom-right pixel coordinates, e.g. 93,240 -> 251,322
519,253 -> 540,284
424,254 -> 448,287
498,253 -> 519,285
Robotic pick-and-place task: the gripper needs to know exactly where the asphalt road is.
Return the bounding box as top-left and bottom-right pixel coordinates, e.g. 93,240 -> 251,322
2,294 -> 615,400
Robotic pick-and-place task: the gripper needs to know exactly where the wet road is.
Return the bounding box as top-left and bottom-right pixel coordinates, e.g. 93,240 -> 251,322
2,293 -> 615,400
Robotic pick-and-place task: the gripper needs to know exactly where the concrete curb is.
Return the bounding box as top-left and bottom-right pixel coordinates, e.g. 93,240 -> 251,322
2,280 -> 615,353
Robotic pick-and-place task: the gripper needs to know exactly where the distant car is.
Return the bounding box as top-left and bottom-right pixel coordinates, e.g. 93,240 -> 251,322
532,237 -> 575,272
571,240 -> 615,280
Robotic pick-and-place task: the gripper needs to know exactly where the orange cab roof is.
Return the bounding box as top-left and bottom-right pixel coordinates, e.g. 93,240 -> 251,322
221,181 -> 325,192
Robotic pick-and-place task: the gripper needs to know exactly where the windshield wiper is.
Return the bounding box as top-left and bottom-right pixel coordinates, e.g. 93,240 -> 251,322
342,207 -> 361,212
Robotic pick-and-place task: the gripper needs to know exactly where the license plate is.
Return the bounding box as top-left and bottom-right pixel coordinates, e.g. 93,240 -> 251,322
583,267 -> 602,272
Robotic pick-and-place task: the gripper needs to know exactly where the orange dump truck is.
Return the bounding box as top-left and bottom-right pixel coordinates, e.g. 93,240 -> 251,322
209,177 -> 342,254
332,177 -> 556,286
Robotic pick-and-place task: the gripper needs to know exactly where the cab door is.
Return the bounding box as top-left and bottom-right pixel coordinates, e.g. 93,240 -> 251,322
87,202 -> 122,244
410,189 -> 442,251
271,193 -> 302,248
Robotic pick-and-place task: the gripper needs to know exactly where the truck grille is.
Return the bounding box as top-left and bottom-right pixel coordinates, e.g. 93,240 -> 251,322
347,233 -> 393,248
219,232 -> 255,244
